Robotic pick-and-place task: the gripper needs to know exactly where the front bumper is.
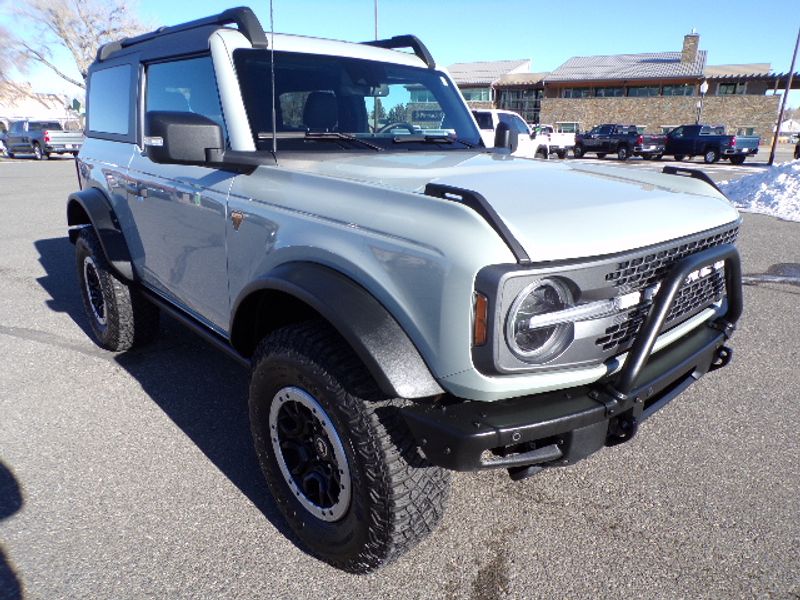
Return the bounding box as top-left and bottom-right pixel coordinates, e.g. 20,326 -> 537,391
402,244 -> 742,473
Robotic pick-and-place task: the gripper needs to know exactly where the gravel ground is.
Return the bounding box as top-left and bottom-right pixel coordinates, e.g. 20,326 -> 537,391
0,159 -> 798,600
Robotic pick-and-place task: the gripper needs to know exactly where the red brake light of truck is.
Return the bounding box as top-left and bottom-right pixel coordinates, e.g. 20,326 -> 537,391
728,136 -> 736,148
636,135 -> 643,145
43,130 -> 51,143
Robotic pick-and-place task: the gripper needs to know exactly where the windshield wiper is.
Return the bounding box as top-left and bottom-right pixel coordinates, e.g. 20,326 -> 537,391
392,134 -> 478,148
303,131 -> 383,151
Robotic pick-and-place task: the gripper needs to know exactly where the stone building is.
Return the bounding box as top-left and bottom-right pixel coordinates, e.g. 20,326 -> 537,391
483,33 -> 799,140
446,59 -> 531,109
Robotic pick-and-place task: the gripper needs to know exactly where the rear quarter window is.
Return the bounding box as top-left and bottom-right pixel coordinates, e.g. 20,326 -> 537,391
472,112 -> 494,130
87,64 -> 133,137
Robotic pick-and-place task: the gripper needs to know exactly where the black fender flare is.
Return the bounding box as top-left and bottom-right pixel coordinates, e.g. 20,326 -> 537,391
232,262 -> 445,399
67,188 -> 134,282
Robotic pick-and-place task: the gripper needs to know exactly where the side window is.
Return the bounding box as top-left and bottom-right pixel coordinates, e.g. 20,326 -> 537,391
498,113 -> 528,135
146,56 -> 227,142
597,125 -> 613,135
472,112 -> 494,130
671,127 -> 684,138
511,115 -> 530,135
88,64 -> 132,136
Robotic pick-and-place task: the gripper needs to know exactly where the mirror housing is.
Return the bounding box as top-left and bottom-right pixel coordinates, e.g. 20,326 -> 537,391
493,122 -> 518,153
144,111 -> 223,166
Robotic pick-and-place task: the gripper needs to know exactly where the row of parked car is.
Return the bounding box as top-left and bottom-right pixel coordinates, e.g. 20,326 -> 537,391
472,110 -> 766,165
0,119 -> 84,159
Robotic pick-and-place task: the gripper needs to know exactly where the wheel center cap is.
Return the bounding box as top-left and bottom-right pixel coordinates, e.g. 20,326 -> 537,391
314,436 -> 329,458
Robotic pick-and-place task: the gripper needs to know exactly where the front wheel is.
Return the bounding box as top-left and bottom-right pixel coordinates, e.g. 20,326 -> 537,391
573,145 -> 584,158
249,322 -> 450,573
75,228 -> 160,351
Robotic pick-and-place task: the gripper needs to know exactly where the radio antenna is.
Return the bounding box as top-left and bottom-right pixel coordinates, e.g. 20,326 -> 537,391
269,0 -> 277,158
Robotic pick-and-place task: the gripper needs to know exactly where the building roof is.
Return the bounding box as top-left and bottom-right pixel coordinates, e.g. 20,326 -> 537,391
704,63 -> 771,77
494,72 -> 549,87
546,51 -> 707,83
447,59 -> 530,86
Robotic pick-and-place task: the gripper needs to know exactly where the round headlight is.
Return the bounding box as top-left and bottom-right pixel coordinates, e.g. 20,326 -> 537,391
506,278 -> 574,361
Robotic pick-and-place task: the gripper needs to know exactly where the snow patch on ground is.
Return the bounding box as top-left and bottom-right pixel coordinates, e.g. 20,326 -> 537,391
719,160 -> 800,222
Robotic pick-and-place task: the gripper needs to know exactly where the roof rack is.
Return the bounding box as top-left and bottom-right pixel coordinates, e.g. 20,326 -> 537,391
362,35 -> 436,69
97,6 -> 267,62
661,166 -> 724,196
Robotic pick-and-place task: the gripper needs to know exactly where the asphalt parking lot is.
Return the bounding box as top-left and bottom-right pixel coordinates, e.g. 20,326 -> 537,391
0,158 -> 798,599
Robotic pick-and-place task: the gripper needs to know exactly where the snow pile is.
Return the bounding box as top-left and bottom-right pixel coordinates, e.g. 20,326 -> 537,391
720,160 -> 800,222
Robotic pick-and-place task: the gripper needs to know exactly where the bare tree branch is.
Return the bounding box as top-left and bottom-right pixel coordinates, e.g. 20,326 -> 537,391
9,0 -> 148,89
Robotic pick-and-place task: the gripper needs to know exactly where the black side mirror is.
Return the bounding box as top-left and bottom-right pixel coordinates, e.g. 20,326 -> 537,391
493,122 -> 518,153
144,111 -> 223,165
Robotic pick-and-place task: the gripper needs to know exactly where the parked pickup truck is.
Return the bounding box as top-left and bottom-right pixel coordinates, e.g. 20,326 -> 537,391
532,124 -> 573,158
663,125 -> 759,165
574,124 -> 665,160
69,7 -> 743,573
6,119 -> 84,160
472,109 -> 551,158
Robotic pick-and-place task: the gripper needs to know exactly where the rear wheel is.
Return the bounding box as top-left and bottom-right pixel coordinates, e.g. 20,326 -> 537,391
75,228 -> 160,351
617,146 -> 629,161
32,143 -> 43,160
729,155 -> 746,165
249,322 -> 450,573
703,148 -> 719,164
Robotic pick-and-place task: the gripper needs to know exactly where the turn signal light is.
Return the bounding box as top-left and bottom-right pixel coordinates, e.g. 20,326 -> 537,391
473,293 -> 489,347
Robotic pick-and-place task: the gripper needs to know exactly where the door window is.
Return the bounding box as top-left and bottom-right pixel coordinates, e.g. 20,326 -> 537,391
146,56 -> 227,142
498,113 -> 529,135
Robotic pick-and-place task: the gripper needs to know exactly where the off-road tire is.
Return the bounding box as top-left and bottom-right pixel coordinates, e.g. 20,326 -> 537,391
75,228 -> 159,351
249,321 -> 450,573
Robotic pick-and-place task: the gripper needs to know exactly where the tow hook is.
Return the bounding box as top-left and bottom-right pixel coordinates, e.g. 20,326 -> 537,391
709,345 -> 733,372
606,413 -> 638,447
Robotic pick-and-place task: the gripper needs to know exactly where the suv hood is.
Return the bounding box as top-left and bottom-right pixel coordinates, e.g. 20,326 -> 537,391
279,152 -> 740,261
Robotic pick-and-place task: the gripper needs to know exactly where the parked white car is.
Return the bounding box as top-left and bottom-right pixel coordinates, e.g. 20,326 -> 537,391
472,109 -> 549,158
531,124 -> 575,158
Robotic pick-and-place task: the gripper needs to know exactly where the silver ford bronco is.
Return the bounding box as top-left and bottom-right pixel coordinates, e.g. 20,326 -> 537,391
67,7 -> 743,573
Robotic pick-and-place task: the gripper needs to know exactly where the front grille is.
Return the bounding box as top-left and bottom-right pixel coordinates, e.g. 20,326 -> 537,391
604,226 -> 738,290
595,226 -> 736,354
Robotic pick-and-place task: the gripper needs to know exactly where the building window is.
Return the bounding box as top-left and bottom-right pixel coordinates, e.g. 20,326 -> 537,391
663,84 -> 694,96
562,88 -> 591,98
717,82 -> 746,95
497,88 -> 542,123
555,122 -> 579,133
410,89 -> 436,103
736,127 -> 756,136
627,86 -> 660,97
595,87 -> 624,97
460,87 -> 490,102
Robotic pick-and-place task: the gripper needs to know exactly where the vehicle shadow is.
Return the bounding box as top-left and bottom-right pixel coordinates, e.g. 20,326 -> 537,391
33,237 -> 301,550
0,460 -> 24,600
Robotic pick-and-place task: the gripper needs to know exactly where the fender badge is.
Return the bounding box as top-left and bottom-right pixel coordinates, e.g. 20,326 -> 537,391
231,211 -> 245,231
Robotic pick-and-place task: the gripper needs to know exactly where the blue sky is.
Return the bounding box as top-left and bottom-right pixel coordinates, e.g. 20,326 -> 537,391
14,0 -> 800,106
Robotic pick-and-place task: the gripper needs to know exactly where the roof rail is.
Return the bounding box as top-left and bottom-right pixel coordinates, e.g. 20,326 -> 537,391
661,166 -> 724,196
97,6 -> 267,62
362,35 -> 436,69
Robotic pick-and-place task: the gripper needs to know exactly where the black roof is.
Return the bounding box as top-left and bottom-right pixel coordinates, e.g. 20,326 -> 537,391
93,6 -> 267,67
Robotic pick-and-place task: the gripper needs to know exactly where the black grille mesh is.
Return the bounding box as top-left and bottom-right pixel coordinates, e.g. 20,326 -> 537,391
604,227 -> 738,290
596,226 -> 736,353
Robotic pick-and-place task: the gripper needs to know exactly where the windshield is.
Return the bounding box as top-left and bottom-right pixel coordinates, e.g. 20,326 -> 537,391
234,49 -> 483,151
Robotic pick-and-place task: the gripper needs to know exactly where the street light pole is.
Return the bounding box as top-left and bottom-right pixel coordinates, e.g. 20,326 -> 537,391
769,25 -> 800,166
